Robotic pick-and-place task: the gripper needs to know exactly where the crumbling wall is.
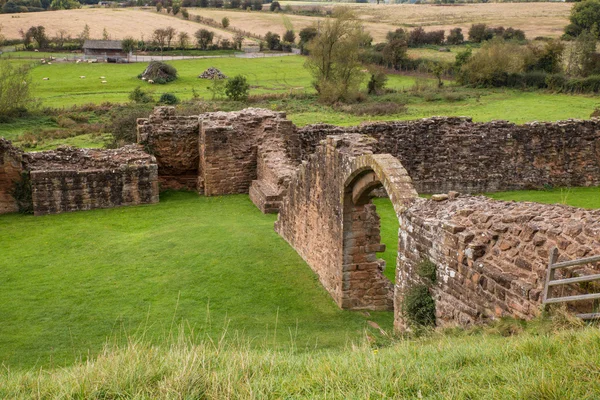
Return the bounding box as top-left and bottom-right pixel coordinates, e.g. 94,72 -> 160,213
0,139 -> 24,214
137,107 -> 200,191
275,134 -> 418,310
25,145 -> 159,216
298,118 -> 600,193
395,195 -> 600,330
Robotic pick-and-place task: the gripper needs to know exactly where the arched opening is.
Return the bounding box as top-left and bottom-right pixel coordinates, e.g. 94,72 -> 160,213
341,169 -> 395,311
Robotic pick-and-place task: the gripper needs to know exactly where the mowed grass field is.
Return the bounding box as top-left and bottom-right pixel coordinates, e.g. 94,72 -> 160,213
1,188 -> 598,370
7,56 -> 600,129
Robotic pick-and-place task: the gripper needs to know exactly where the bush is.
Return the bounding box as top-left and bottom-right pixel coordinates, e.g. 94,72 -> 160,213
221,17 -> 230,28
10,172 -> 33,214
367,68 -> 387,94
225,75 -> 250,101
104,105 -> 153,147
181,8 -> 189,19
416,259 -> 437,283
129,86 -> 154,103
270,1 -> 280,11
468,23 -> 493,43
403,284 -> 436,327
159,93 -> 180,104
283,30 -> 295,44
264,31 -> 281,50
0,61 -> 34,118
446,28 -> 464,45
545,73 -> 567,91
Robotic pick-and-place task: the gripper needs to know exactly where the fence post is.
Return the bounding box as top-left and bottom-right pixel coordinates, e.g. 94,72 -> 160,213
542,247 -> 559,305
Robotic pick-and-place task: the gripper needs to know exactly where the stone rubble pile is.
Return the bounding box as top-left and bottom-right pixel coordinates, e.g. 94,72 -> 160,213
198,67 -> 227,80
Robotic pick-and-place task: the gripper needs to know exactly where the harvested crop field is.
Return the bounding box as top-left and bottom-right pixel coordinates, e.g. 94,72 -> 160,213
258,2 -> 571,40
0,8 -> 234,41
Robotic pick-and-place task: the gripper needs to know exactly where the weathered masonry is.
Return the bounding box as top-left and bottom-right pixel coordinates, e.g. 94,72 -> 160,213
1,108 -> 599,331
0,141 -> 159,216
137,107 -> 300,213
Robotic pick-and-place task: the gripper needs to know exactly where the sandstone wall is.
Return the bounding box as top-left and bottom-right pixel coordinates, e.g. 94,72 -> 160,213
395,195 -> 600,330
0,139 -> 24,214
137,107 -> 200,191
25,146 -> 159,216
275,134 -> 418,310
298,118 -> 600,193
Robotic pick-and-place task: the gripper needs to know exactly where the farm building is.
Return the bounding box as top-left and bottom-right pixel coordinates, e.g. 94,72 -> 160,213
83,40 -> 127,61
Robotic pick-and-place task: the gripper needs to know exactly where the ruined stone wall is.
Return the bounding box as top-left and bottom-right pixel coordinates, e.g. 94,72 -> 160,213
298,118 -> 600,193
275,134 -> 418,310
25,146 -> 159,216
137,107 -> 200,191
395,195 -> 600,330
0,139 -> 24,214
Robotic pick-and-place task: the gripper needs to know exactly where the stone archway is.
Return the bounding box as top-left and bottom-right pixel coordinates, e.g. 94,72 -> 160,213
341,154 -> 419,310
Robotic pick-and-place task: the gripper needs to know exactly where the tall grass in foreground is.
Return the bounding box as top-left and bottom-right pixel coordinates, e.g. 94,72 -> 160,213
1,315 -> 599,399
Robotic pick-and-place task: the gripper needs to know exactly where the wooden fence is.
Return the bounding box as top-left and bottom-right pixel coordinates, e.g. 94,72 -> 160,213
543,247 -> 600,320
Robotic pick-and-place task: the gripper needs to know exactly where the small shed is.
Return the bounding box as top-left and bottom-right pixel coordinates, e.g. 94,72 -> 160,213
83,40 -> 126,61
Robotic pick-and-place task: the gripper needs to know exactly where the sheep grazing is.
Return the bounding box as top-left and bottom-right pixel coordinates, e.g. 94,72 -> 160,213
42,77 -> 49,80
76,60 -> 81,64
141,77 -> 147,81
101,80 -> 107,84
100,76 -> 105,79
148,79 -> 154,84
79,76 -> 86,79
34,49 -> 39,52
47,62 -> 52,65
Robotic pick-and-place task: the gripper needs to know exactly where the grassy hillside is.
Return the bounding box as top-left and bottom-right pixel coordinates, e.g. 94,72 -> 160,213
0,192 -> 394,369
1,321 -> 598,399
1,188 -> 598,370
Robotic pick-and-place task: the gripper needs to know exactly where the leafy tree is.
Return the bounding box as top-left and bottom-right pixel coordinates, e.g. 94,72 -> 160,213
24,26 -> 48,48
225,74 -> 250,101
78,24 -> 90,46
178,31 -> 190,49
222,17 -> 230,28
195,29 -> 214,49
366,66 -> 387,94
566,28 -> 599,77
298,26 -> 317,54
0,25 -> 6,48
102,27 -> 109,40
0,61 -> 33,117
283,29 -> 295,44
446,27 -> 464,45
305,7 -> 365,103
122,36 -> 136,59
382,37 -> 407,70
468,23 -> 493,43
152,28 -> 168,53
233,32 -> 244,50
264,31 -> 281,50
269,1 -> 280,11
156,2 -> 162,11
172,1 -> 181,15
49,0 -> 79,9
164,26 -> 176,49
53,29 -> 70,49
181,8 -> 189,19
567,0 -> 600,38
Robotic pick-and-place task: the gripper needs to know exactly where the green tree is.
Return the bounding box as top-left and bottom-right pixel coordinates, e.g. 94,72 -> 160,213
305,7 -> 366,103
567,0 -> 600,38
122,36 -> 136,61
283,29 -> 295,44
50,0 -> 80,10
178,31 -> 190,49
0,61 -> 34,117
102,27 -> 109,40
195,29 -> 214,50
222,17 -> 230,28
382,37 -> 407,70
225,75 -> 249,101
78,24 -> 90,46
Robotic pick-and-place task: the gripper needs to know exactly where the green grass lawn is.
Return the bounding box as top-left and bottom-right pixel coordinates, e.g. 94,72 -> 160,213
8,56 -> 600,126
2,187 -> 597,370
0,192 -> 394,369
488,186 -> 600,209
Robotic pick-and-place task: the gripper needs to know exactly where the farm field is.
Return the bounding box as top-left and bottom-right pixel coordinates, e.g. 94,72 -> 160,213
0,3 -> 572,44
0,8 -> 235,42
3,56 -> 599,131
0,188 -> 598,370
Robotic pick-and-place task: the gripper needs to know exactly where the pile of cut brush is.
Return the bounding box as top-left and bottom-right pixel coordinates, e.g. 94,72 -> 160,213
139,62 -> 178,84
